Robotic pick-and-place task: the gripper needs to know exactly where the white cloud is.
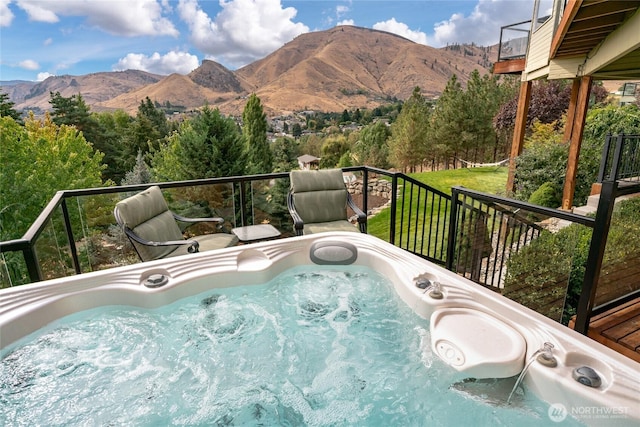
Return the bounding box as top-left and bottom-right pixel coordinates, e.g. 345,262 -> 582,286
178,0 -> 309,68
0,0 -> 15,26
37,72 -> 53,81
429,0 -> 543,47
336,5 -> 349,18
14,0 -> 178,36
337,19 -> 354,26
18,59 -> 39,70
114,51 -> 200,75
373,18 -> 427,45
43,37 -> 53,46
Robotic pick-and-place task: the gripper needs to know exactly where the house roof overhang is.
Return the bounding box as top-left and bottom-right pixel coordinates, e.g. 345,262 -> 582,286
550,0 -> 640,80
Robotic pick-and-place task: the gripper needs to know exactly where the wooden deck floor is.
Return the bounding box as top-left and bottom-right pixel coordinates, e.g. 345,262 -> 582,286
570,297 -> 640,363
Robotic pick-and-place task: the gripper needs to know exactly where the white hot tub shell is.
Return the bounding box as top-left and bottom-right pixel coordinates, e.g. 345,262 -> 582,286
1,232 -> 638,425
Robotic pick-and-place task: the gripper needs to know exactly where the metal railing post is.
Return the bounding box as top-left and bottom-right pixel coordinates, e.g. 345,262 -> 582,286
389,174 -> 397,244
574,180 -> 617,334
23,246 -> 42,283
610,133 -> 625,182
362,167 -> 369,217
445,187 -> 460,271
597,133 -> 613,182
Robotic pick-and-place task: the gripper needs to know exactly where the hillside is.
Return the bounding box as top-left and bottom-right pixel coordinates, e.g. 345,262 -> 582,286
3,26 -> 497,116
5,70 -> 163,113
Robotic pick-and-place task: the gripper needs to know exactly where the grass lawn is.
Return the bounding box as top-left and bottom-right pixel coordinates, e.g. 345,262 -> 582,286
367,167 -> 509,255
411,166 -> 509,196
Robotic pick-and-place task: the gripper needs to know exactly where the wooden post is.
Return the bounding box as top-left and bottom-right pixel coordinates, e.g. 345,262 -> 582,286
563,78 -> 581,142
562,76 -> 592,210
506,80 -> 532,194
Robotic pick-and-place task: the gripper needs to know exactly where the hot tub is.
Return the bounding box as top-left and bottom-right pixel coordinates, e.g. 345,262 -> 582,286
1,233 -> 638,426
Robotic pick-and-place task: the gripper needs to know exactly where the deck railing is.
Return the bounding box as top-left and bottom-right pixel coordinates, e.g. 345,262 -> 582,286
597,134 -> 640,184
1,163 -> 638,338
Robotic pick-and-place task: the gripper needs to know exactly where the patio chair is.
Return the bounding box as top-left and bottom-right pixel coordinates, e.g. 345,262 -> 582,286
287,168 -> 367,236
114,186 -> 238,262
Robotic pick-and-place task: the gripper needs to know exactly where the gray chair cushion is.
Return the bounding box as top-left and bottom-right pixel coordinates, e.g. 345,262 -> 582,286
291,169 -> 348,224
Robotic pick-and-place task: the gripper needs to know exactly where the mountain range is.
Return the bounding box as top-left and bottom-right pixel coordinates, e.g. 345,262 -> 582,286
2,26 -> 497,117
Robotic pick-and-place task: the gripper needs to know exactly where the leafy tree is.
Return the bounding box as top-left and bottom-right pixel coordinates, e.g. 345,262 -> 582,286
388,87 -> 431,172
514,104 -> 640,205
319,134 -> 350,168
0,114 -> 106,240
493,80 -> 608,137
0,91 -> 22,123
353,121 -> 391,168
243,94 -> 273,174
152,106 -> 246,181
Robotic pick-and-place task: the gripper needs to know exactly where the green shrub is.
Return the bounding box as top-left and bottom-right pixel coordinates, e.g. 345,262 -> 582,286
503,197 -> 640,325
528,181 -> 561,208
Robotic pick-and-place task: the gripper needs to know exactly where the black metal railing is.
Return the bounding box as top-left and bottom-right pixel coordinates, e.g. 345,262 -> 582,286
597,134 -> 640,184
1,161 -> 638,340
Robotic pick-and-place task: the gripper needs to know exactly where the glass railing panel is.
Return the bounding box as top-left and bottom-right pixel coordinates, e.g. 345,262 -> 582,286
33,206 -> 76,281
1,251 -> 30,289
248,176 -> 293,236
498,22 -> 530,61
594,197 -> 640,307
453,194 -> 592,324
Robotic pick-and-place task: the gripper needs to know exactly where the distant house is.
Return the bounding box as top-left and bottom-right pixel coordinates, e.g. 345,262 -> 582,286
297,154 -> 320,170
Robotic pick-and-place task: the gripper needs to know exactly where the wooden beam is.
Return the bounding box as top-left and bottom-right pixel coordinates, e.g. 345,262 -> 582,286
562,76 -> 592,210
492,58 -> 526,74
506,81 -> 532,194
563,79 -> 581,142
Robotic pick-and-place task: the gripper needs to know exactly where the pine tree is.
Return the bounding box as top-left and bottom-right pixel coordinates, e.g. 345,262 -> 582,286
0,91 -> 22,123
242,94 -> 273,174
388,87 -> 430,172
152,106 -> 245,181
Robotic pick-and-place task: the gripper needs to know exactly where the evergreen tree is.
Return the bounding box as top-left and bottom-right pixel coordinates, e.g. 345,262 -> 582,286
94,110 -> 133,183
430,75 -> 464,167
0,91 -> 22,123
121,151 -> 152,186
152,106 -> 245,181
388,87 -> 430,172
242,94 -> 273,174
122,97 -> 170,172
291,123 -> 302,138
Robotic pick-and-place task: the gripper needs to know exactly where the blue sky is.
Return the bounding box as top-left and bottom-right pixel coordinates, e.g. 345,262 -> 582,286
0,0 -> 545,82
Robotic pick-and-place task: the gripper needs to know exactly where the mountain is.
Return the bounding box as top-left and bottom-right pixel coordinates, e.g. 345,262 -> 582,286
3,26 -> 497,116
4,70 -> 163,113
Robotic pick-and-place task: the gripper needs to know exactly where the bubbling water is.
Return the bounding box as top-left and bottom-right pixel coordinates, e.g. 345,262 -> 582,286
1,266 -> 582,426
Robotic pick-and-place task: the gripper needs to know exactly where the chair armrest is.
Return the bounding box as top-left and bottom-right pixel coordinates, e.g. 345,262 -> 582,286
347,193 -> 367,233
123,227 -> 200,253
287,191 -> 304,236
172,213 -> 225,230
